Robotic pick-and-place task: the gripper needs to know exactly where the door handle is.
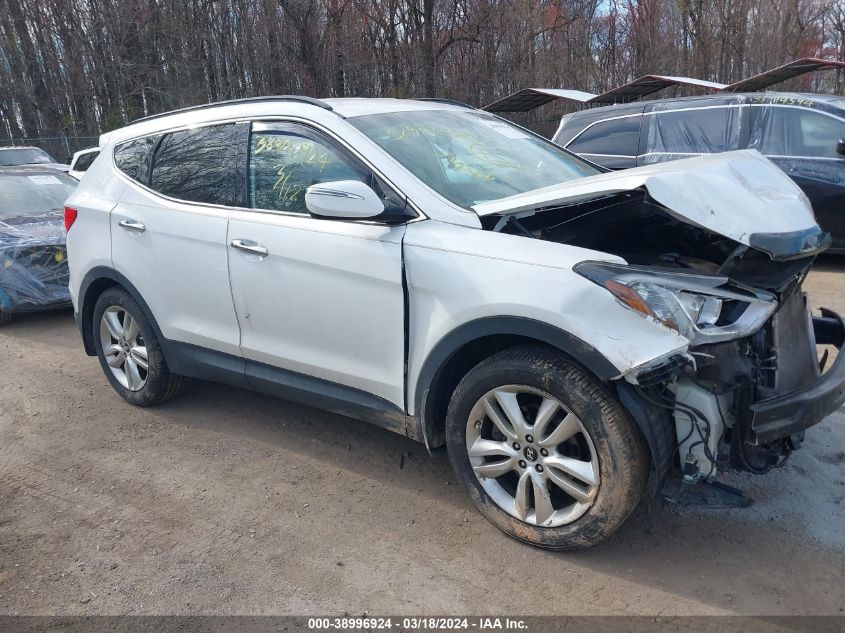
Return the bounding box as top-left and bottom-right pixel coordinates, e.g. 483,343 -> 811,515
230,239 -> 269,257
118,219 -> 146,233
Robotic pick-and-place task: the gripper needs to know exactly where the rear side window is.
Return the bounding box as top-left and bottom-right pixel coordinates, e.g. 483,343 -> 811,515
114,137 -> 157,183
643,107 -> 740,161
73,151 -> 99,172
150,124 -> 235,205
249,129 -> 365,214
566,117 -> 640,156
749,106 -> 845,158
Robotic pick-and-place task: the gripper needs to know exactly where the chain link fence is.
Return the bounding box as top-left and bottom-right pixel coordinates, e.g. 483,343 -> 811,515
0,135 -> 100,163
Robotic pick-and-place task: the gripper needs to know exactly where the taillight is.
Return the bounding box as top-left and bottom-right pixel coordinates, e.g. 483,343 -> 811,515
64,206 -> 78,232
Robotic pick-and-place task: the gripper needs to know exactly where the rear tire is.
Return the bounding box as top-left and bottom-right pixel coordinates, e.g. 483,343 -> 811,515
445,347 -> 648,550
0,309 -> 11,327
92,287 -> 185,406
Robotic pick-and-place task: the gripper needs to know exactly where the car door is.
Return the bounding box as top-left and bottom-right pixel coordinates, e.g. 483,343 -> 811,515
748,103 -> 845,251
226,121 -> 408,409
111,123 -> 243,355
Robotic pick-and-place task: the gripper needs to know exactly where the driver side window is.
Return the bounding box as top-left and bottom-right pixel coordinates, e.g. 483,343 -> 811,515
248,130 -> 365,214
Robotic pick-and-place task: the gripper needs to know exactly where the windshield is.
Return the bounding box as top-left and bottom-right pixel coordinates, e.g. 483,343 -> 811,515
350,110 -> 599,209
0,172 -> 77,219
0,148 -> 56,166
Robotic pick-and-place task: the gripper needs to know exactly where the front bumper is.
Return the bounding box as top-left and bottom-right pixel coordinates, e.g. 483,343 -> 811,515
750,308 -> 845,442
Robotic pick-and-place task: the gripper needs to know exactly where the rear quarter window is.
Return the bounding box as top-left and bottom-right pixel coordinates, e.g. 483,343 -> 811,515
114,137 -> 158,184
149,124 -> 235,205
73,151 -> 99,172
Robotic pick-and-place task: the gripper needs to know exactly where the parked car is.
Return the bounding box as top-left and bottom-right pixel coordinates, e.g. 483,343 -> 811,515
553,92 -> 845,253
0,145 -> 70,172
66,97 -> 844,550
0,166 -> 76,325
69,147 -> 100,181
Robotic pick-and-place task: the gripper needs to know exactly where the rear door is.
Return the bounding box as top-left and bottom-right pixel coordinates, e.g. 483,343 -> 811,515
748,103 -> 845,250
226,121 -> 407,409
110,123 -> 243,355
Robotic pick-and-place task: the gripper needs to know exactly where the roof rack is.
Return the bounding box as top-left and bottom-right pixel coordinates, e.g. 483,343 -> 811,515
417,98 -> 476,109
130,95 -> 332,125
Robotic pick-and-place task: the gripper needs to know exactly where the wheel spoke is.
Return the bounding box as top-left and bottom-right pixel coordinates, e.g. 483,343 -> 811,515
468,438 -> 514,459
537,412 -> 581,448
482,395 -> 517,442
545,468 -> 595,503
493,390 -> 529,436
103,311 -> 123,340
104,344 -> 124,368
514,470 -> 532,520
466,384 -> 600,529
545,455 -> 598,487
130,346 -> 149,371
125,356 -> 142,390
532,397 -> 560,440
532,474 -> 555,524
123,314 -> 140,342
472,457 -> 516,479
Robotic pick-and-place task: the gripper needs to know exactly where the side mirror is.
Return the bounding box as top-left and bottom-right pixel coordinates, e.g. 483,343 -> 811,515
837,139 -> 845,156
305,180 -> 385,220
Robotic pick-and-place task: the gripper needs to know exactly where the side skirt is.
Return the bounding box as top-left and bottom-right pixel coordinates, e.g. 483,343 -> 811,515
163,340 -> 424,443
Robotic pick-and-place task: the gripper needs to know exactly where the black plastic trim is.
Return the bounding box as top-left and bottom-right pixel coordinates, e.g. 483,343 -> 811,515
244,353 -> 420,441
748,226 -> 831,261
162,339 -> 420,441
77,267 -> 166,357
414,316 -> 620,445
751,308 -> 845,442
616,382 -> 674,483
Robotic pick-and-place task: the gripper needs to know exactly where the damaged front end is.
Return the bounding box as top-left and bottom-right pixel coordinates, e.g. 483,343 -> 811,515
575,258 -> 844,484
477,150 -> 845,497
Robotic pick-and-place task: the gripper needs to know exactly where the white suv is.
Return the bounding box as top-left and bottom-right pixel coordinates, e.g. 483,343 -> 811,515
66,97 -> 844,549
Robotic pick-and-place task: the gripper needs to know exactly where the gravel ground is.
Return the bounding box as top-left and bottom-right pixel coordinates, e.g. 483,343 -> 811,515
0,259 -> 844,616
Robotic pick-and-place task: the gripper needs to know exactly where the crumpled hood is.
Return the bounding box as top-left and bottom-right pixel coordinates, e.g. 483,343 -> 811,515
472,150 -> 828,260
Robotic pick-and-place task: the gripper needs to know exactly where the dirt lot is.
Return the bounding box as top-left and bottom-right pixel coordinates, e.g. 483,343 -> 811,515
1,259 -> 844,616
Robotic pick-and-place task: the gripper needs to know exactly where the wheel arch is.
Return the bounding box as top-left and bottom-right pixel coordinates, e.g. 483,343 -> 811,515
413,317 -> 621,449
77,267 -> 165,357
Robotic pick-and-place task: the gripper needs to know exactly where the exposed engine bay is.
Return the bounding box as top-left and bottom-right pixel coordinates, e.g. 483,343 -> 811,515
483,188 -> 843,492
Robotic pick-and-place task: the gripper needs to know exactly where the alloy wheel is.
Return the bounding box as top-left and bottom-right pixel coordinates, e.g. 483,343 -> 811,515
99,305 -> 149,391
466,385 -> 599,527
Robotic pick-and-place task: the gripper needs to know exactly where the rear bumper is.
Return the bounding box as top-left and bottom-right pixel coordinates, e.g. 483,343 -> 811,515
750,308 -> 845,442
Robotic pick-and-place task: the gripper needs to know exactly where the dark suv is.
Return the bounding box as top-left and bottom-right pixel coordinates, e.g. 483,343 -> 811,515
553,93 -> 845,253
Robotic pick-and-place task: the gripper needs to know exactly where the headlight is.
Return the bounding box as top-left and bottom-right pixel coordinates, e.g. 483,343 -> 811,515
575,261 -> 777,345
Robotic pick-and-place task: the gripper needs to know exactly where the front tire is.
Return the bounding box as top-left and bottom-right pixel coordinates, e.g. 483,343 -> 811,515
0,308 -> 11,327
92,287 -> 185,406
445,347 -> 648,550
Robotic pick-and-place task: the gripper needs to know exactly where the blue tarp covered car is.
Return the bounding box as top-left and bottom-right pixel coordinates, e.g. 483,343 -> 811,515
0,166 -> 76,325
